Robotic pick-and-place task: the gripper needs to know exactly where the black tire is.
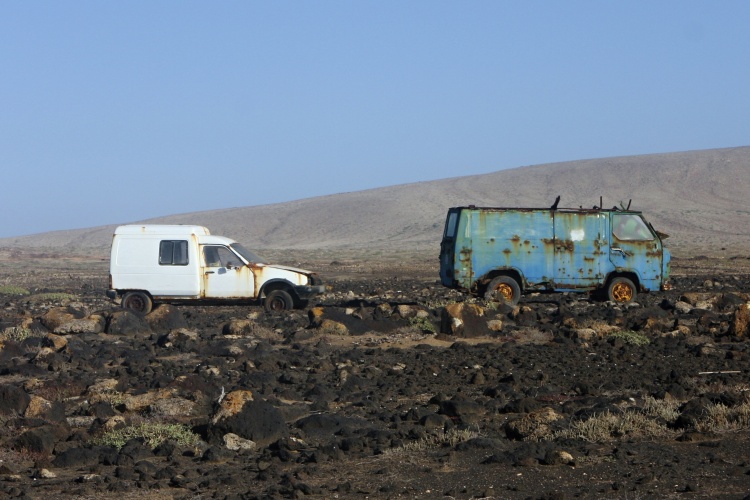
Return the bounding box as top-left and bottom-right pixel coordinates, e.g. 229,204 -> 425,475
484,275 -> 521,306
607,276 -> 637,303
264,289 -> 294,312
122,291 -> 153,314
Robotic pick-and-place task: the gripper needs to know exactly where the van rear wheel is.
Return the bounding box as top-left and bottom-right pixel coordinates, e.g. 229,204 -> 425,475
264,289 -> 294,312
607,277 -> 637,303
122,291 -> 153,314
485,276 -> 521,306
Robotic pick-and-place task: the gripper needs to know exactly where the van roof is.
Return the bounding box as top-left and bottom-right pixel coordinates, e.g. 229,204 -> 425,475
452,206 -> 643,215
114,225 -> 211,236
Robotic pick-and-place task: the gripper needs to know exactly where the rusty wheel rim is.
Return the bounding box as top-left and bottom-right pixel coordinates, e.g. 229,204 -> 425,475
611,282 -> 633,302
493,283 -> 514,302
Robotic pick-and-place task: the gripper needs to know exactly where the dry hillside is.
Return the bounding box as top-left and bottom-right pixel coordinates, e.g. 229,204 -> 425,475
2,146 -> 749,257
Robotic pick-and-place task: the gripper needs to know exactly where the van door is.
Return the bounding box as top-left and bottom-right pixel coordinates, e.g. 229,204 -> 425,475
609,213 -> 662,286
553,212 -> 605,288
439,209 -> 460,287
200,245 -> 255,298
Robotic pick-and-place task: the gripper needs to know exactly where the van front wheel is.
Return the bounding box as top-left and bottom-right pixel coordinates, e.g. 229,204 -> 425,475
122,291 -> 153,314
264,289 -> 294,312
485,276 -> 521,306
607,277 -> 637,303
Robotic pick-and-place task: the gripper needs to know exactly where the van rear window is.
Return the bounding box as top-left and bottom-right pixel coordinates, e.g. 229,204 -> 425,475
159,240 -> 189,265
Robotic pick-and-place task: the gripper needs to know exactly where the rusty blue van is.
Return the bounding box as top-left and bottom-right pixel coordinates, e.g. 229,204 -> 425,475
439,203 -> 671,304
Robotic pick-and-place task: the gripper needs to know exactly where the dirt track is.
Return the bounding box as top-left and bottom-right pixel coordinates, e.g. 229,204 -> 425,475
1,253 -> 750,498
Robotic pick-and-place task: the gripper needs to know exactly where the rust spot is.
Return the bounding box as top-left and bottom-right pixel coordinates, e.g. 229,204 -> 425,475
556,240 -> 575,252
459,247 -> 473,265
458,246 -> 473,280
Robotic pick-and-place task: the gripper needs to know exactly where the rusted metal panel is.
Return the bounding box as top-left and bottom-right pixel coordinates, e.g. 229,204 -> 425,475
200,246 -> 314,299
202,263 -> 255,298
552,211 -> 606,288
439,204 -> 671,298
467,209 -> 554,289
200,244 -> 255,298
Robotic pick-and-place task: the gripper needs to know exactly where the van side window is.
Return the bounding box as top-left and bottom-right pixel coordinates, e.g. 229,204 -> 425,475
612,214 -> 653,241
159,240 -> 189,265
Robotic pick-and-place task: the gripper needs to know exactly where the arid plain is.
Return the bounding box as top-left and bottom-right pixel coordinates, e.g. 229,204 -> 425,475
1,147 -> 750,498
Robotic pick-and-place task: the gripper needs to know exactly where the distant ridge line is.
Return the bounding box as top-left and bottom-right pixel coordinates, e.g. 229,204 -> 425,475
2,146 -> 749,256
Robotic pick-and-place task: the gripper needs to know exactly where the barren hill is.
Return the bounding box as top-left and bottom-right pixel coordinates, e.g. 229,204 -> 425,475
3,146 -> 749,257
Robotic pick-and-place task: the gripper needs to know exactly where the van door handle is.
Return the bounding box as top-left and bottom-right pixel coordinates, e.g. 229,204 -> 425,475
205,271 -> 215,274
611,247 -> 626,256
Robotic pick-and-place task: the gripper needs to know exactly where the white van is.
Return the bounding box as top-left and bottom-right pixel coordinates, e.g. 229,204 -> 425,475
106,225 -> 326,313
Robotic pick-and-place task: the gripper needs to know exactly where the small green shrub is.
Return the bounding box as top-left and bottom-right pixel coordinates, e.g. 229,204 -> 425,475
0,285 -> 30,296
91,422 -> 201,451
25,292 -> 77,303
408,316 -> 437,334
0,326 -> 34,342
608,330 -> 650,346
422,299 -> 450,310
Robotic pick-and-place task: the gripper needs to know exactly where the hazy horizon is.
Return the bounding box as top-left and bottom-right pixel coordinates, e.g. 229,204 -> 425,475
3,2 -> 749,238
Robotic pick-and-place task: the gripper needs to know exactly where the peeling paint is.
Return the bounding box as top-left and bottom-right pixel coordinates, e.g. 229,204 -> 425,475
439,204 -> 671,300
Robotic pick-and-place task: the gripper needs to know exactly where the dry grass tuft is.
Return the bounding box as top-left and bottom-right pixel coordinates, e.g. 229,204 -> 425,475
693,402 -> 750,433
551,410 -> 678,443
382,428 -> 480,456
33,380 -> 88,402
550,396 -> 750,443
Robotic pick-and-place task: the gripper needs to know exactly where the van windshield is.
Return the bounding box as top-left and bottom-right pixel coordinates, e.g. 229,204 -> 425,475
612,214 -> 654,241
231,243 -> 267,264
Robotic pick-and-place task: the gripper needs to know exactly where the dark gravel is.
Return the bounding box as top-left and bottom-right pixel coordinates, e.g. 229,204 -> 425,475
1,260 -> 750,498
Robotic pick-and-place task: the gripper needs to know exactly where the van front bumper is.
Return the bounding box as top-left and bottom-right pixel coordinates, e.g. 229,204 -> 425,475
294,284 -> 327,299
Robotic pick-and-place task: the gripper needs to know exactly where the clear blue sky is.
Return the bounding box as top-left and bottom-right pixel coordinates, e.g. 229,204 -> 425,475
1,1 -> 748,238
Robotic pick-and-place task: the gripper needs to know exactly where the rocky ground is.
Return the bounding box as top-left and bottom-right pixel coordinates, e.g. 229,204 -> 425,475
1,254 -> 750,499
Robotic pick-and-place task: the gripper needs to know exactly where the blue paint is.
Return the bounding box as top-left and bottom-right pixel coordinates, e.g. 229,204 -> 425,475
440,205 -> 671,302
